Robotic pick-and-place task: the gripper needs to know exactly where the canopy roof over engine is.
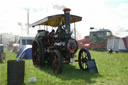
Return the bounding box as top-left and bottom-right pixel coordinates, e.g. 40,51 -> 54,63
30,14 -> 82,27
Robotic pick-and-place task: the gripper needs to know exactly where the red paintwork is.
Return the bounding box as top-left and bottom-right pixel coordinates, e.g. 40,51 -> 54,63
67,40 -> 77,52
78,37 -> 90,48
78,36 -> 111,50
122,38 -> 128,49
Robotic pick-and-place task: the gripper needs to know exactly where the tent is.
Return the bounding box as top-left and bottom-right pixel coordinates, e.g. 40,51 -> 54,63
17,45 -> 32,59
107,36 -> 128,52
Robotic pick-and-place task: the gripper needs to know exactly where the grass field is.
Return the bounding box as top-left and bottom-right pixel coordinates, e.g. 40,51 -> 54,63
0,49 -> 128,85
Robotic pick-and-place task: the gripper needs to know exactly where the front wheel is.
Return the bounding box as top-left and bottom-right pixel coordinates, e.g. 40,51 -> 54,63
78,48 -> 91,70
52,50 -> 62,74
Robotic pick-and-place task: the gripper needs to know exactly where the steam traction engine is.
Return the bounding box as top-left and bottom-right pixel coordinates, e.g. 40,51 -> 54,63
31,8 -> 92,73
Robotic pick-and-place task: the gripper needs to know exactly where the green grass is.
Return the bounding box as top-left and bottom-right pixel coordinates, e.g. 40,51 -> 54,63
0,49 -> 128,85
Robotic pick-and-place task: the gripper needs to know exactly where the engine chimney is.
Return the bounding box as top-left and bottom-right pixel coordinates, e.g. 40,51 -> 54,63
63,8 -> 71,33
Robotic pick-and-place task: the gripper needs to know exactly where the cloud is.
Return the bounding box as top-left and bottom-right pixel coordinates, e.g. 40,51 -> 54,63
118,3 -> 128,17
53,5 -> 66,10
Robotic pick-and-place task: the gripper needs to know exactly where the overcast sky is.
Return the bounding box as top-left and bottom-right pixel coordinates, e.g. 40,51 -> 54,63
0,0 -> 128,38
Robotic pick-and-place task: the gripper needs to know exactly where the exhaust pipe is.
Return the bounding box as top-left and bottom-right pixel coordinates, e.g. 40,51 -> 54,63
63,8 -> 71,33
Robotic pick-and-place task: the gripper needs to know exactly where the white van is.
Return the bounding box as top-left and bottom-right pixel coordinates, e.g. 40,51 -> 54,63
12,35 -> 35,53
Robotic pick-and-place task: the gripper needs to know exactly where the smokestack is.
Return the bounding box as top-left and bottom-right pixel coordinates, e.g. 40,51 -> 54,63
90,27 -> 94,30
63,8 -> 71,33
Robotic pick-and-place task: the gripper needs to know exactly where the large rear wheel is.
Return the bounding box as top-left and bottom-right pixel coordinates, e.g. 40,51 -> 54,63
52,50 -> 62,74
32,40 -> 45,67
78,48 -> 91,70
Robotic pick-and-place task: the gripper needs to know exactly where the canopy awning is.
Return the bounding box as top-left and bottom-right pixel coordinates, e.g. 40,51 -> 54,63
30,14 -> 82,27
